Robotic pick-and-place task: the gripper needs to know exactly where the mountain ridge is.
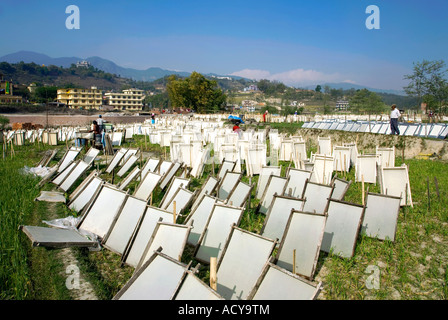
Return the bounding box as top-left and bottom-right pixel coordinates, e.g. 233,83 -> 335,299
1,51 -> 406,95
0,51 -> 195,82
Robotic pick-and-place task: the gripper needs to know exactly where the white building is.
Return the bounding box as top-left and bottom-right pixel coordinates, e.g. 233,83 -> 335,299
336,100 -> 350,111
76,60 -> 91,68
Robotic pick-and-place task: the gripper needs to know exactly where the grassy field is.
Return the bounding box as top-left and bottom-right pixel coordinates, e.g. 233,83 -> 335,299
1,123 -> 447,300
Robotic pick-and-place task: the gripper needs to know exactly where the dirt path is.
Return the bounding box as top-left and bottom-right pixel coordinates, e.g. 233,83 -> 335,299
44,202 -> 99,300
57,248 -> 99,300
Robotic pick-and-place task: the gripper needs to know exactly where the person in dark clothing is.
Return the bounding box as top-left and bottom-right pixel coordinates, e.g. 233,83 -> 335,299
90,120 -> 100,134
390,104 -> 401,135
89,120 -> 102,148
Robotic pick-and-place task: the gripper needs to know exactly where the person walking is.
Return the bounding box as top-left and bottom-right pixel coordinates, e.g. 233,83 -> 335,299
390,104 -> 401,135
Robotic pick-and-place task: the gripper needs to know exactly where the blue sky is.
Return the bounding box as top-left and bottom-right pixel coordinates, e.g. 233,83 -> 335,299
1,0 -> 447,90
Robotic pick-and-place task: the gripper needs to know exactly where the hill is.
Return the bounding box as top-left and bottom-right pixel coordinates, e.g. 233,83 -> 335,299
0,61 -> 131,91
0,51 -> 236,83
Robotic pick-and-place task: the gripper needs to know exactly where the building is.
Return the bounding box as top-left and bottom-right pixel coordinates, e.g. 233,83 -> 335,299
76,60 -> 91,68
0,74 -> 25,104
243,84 -> 259,92
335,100 -> 350,111
57,86 -> 103,109
104,88 -> 145,111
242,100 -> 258,107
290,101 -> 306,107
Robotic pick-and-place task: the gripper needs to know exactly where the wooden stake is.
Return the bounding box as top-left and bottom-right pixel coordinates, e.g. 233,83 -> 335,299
343,154 -> 347,174
434,177 -> 440,201
293,249 -> 296,275
322,156 -> 326,184
173,200 -> 177,224
361,174 -> 365,205
140,152 -> 143,170
10,140 -> 15,158
210,257 -> 217,291
402,140 -> 405,163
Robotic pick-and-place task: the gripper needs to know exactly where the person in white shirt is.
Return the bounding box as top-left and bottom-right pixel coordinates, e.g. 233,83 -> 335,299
96,115 -> 105,132
96,115 -> 106,148
390,104 -> 401,135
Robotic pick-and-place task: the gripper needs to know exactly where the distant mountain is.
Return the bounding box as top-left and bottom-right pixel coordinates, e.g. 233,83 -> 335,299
0,51 -> 79,69
0,50 -> 238,83
306,82 -> 406,96
0,51 -> 193,81
83,56 -> 191,81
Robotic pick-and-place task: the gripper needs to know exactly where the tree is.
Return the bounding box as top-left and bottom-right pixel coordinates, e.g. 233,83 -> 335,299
281,105 -> 304,116
145,92 -> 169,109
260,105 -> 278,114
404,59 -> 448,112
315,85 -> 322,93
167,72 -> 227,113
0,115 -> 10,130
256,79 -> 287,96
32,86 -> 58,103
349,89 -> 387,114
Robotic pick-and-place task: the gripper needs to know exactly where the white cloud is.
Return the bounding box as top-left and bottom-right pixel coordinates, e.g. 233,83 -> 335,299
229,69 -> 272,80
230,68 -> 354,87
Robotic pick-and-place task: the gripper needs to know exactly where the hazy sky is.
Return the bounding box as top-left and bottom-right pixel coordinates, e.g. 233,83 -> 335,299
1,0 -> 447,90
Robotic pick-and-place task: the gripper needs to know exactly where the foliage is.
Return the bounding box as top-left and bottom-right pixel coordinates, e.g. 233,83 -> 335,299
32,86 -> 58,103
0,115 -> 10,129
257,79 -> 287,96
144,91 -> 169,109
280,105 -> 304,116
404,59 -> 448,113
259,105 -> 278,115
349,88 -> 388,114
166,72 -> 227,113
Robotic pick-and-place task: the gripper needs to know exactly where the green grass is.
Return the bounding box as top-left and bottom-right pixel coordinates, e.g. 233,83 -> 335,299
0,142 -> 71,300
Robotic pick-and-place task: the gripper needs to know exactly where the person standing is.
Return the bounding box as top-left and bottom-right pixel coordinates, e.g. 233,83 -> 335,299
96,115 -> 105,133
390,104 -> 401,135
89,120 -> 101,148
263,110 -> 268,123
96,115 -> 107,149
